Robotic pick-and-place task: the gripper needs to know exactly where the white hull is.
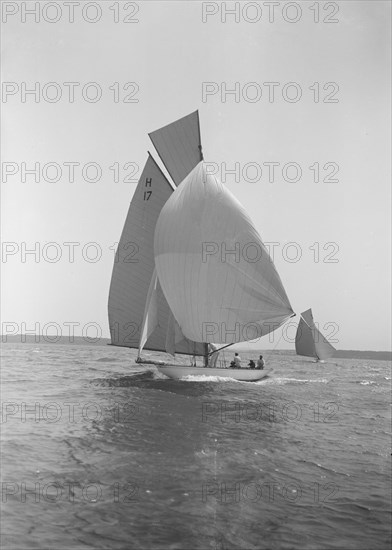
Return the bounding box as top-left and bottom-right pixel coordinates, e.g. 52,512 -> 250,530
156,365 -> 272,381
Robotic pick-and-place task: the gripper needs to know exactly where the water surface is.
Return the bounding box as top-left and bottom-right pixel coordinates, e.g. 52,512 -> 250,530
1,343 -> 391,549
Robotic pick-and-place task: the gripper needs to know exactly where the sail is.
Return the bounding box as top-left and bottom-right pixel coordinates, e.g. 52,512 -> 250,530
139,269 -> 160,353
165,311 -> 189,356
154,162 -> 294,344
313,326 -> 336,360
139,270 -> 202,356
295,316 -> 317,358
108,154 -> 204,355
149,110 -> 202,186
295,309 -> 336,360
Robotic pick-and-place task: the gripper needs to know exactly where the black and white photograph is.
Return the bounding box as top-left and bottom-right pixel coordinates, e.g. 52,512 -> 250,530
1,1 -> 391,549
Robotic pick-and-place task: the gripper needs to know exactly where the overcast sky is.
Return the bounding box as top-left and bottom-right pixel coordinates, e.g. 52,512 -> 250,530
2,1 -> 391,350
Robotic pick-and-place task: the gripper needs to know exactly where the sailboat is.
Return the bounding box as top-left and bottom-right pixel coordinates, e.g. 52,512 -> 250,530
295,309 -> 336,362
108,111 -> 295,381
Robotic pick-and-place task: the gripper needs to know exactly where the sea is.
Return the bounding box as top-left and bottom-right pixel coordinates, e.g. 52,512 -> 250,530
1,342 -> 391,550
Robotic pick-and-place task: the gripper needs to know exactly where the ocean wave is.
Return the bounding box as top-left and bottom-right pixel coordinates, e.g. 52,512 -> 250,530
264,377 -> 329,385
93,370 -> 155,386
180,375 -> 242,382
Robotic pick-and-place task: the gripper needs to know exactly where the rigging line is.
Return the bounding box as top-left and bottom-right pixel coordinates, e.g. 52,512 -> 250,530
271,314 -> 296,352
206,343 -> 235,356
271,330 -> 284,352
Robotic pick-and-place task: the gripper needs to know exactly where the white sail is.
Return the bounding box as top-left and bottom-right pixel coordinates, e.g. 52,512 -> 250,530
108,153 -> 204,355
149,110 -> 202,186
138,269 -> 160,353
165,311 -> 189,356
139,271 -> 201,356
154,162 -> 294,344
295,309 -> 336,360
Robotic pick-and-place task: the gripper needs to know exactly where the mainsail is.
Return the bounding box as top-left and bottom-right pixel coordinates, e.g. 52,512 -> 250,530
108,153 -> 203,355
149,110 -> 203,186
295,309 -> 336,360
154,162 -> 294,344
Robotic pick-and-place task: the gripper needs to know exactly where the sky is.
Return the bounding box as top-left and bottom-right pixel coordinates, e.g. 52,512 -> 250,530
1,0 -> 391,351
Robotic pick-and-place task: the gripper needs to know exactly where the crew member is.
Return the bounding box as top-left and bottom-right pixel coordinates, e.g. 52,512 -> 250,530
233,353 -> 242,368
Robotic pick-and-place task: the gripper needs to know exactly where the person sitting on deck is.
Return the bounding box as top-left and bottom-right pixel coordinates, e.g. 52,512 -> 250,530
248,360 -> 255,369
233,353 -> 242,368
256,355 -> 265,369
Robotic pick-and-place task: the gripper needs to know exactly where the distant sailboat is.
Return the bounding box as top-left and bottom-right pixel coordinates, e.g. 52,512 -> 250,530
108,111 -> 295,381
295,309 -> 336,362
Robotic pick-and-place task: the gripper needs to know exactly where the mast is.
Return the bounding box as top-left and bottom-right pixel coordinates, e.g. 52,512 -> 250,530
203,343 -> 209,367
199,116 -> 207,363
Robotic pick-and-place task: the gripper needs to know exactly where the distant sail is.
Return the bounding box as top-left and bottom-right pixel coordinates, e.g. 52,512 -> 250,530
149,110 -> 202,186
108,153 -> 204,355
295,309 -> 336,360
295,316 -> 317,358
154,162 -> 294,344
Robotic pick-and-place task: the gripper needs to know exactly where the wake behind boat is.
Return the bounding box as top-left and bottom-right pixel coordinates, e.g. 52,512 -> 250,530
135,357 -> 167,366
